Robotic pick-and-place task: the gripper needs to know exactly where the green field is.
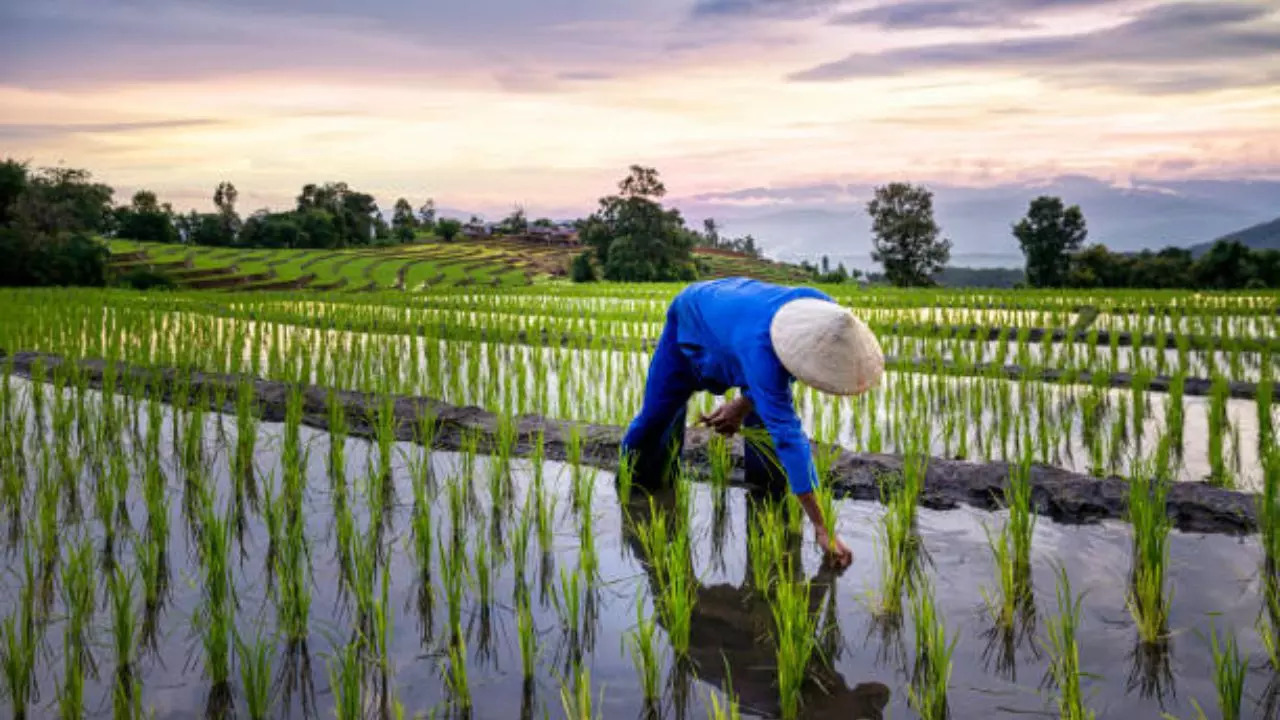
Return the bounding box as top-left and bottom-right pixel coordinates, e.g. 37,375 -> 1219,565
107,239 -> 811,291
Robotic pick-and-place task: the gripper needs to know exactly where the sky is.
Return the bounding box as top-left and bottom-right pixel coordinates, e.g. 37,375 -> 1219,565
2,0 -> 1279,220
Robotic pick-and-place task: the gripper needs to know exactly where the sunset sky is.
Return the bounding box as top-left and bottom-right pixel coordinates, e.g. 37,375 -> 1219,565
3,0 -> 1279,218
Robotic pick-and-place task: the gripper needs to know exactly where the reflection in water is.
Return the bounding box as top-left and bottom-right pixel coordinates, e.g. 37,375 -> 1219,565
620,484 -> 892,719
1126,637 -> 1174,706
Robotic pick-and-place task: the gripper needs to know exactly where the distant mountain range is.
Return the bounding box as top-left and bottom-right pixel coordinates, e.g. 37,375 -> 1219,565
1188,215 -> 1280,256
670,175 -> 1280,271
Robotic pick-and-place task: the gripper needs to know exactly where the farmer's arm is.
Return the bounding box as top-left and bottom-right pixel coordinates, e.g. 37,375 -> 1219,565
741,346 -> 852,565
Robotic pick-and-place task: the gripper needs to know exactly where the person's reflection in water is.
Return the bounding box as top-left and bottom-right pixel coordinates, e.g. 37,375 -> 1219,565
620,482 -> 891,719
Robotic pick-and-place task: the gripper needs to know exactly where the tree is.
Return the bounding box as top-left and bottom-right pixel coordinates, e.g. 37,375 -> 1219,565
417,199 -> 436,226
1195,239 -> 1254,289
866,183 -> 951,287
0,159 -> 27,226
501,206 -> 528,235
213,181 -> 241,241
1013,196 -> 1087,288
579,166 -> 697,282
392,197 -> 417,243
436,218 -> 462,242
114,189 -> 179,244
702,218 -> 720,246
570,251 -> 597,282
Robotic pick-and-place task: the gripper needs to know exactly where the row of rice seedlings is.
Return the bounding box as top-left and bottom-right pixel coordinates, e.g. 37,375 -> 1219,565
1259,445 -> 1280,668
275,510 -> 312,645
109,565 -> 143,718
626,591 -> 664,710
197,495 -> 235,697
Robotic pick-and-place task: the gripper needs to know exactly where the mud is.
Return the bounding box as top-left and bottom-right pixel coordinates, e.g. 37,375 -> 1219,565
3,348 -> 1263,535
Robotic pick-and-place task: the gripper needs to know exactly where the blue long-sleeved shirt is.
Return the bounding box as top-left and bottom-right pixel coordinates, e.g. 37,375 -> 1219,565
622,277 -> 831,494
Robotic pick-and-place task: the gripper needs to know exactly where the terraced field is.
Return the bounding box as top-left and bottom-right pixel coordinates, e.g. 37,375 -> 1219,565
107,239 -> 811,291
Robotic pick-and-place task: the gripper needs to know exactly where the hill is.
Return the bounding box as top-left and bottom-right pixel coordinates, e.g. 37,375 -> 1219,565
105,238 -> 812,291
1188,216 -> 1280,256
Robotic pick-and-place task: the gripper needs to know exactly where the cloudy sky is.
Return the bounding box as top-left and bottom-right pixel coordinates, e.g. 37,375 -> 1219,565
2,0 -> 1279,218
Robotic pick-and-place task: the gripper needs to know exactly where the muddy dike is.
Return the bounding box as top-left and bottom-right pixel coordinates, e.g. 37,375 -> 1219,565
2,349 -> 1259,535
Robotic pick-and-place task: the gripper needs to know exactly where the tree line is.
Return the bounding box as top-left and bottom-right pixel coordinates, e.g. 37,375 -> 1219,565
864,183 -> 1280,289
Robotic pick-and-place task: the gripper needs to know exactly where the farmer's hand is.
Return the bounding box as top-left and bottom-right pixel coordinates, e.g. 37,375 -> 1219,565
816,527 -> 854,570
698,397 -> 752,437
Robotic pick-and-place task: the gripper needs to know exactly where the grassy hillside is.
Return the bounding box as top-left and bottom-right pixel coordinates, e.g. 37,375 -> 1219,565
107,238 -> 813,291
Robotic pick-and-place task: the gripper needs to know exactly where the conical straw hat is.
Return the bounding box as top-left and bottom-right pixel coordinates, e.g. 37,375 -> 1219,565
770,298 -> 884,396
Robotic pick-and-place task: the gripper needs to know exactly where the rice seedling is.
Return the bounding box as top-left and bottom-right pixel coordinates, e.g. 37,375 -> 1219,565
438,533 -> 469,645
770,559 -> 820,720
625,592 -> 662,708
516,589 -> 538,682
617,449 -> 636,505
983,454 -> 1036,633
108,565 -> 139,710
907,578 -> 957,720
1206,621 -> 1246,720
410,461 -> 434,588
237,630 -> 275,720
635,498 -> 696,656
275,513 -> 312,644
445,630 -> 472,711
1127,471 -> 1172,646
328,636 -> 365,720
706,432 -> 732,488
198,499 -> 235,689
559,659 -> 600,720
873,470 -> 924,619
747,498 -> 787,597
1042,565 -> 1094,720
512,485 -> 534,595
1207,374 -> 1231,486
1,544 -> 39,720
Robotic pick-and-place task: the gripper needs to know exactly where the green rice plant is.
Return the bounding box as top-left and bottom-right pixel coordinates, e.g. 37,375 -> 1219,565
1167,374 -> 1186,460
1126,472 -> 1172,646
747,498 -> 787,596
1207,374 -> 1231,486
236,630 -> 275,720
616,450 -> 636,505
554,564 -> 584,647
327,388 -> 347,487
512,485 -> 534,595
1042,565 -> 1094,720
1206,621 -> 1246,720
410,464 -> 434,590
108,565 -> 139,703
983,454 -> 1036,632
444,632 -> 471,711
578,478 -> 598,579
474,529 -> 494,610
1259,357 -> 1274,452
535,483 -> 558,558
770,559 -> 820,720
275,515 -> 312,644
874,472 -> 924,619
707,687 -> 743,720
707,433 -> 732,488
907,578 -> 956,720
0,544 -> 38,720
558,660 -> 600,720
328,637 -> 364,720
438,534 -> 468,645
625,592 -> 662,707
516,590 -> 537,682
634,499 -> 696,656
198,499 -> 234,688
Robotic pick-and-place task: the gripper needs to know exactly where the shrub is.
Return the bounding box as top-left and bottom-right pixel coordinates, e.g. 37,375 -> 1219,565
570,251 -> 597,282
115,267 -> 176,291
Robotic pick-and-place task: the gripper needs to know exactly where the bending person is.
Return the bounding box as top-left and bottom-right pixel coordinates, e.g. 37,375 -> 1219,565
621,277 -> 883,567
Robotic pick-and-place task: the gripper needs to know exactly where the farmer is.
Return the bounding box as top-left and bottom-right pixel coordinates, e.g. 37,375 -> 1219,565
621,277 -> 884,568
